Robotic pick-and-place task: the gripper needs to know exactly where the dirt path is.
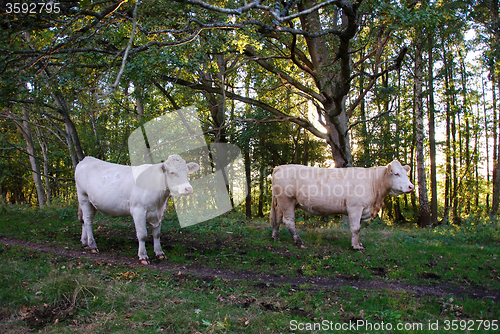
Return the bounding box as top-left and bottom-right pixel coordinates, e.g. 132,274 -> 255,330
1,236 -> 498,301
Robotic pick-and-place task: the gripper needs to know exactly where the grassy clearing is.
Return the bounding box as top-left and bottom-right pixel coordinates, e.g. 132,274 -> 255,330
0,204 -> 499,333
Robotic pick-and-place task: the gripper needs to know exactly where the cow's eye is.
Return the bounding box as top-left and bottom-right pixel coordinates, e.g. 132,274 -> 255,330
394,173 -> 400,177
170,172 -> 177,177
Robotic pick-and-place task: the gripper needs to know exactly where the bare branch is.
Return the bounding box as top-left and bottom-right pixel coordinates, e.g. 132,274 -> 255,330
347,109 -> 392,132
172,0 -> 351,25
244,45 -> 326,104
347,45 -> 407,117
160,75 -> 328,140
171,0 -> 266,15
107,0 -> 140,95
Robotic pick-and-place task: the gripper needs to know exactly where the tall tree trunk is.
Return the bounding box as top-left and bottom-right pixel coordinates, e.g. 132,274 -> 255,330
63,123 -> 79,168
483,77 -> 491,210
490,0 -> 500,219
19,108 -> 45,207
298,0 -> 355,167
474,102 -> 480,209
359,62 -> 369,166
35,127 -> 51,206
443,42 -> 451,221
446,52 -> 460,224
415,34 -> 431,227
258,162 -> 265,217
244,143 -> 252,219
460,53 -> 471,214
411,102 -> 417,213
492,68 -> 500,219
302,133 -> 309,166
428,32 -> 438,225
493,130 -> 500,219
452,96 -> 459,223
490,70 -> 499,217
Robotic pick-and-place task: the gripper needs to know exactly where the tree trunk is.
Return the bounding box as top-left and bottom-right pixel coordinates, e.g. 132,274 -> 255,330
414,34 -> 431,227
492,69 -> 500,219
474,102 -> 480,209
35,127 -> 51,206
359,62 -> 369,166
483,76 -> 491,210
410,107 -> 417,212
493,131 -> 500,219
493,72 -> 498,214
452,97 -> 459,223
428,32 -> 438,225
443,41 -> 451,222
302,133 -> 309,166
490,0 -> 500,219
258,162 -> 265,217
460,53 -> 471,214
19,108 -> 45,207
244,143 -> 252,219
298,0 -> 355,167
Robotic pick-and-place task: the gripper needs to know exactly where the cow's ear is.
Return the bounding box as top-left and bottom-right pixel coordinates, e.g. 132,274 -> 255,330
386,162 -> 393,174
161,163 -> 168,173
187,162 -> 200,174
403,165 -> 411,173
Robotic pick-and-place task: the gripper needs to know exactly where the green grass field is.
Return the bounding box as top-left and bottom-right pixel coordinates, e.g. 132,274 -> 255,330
0,204 -> 499,333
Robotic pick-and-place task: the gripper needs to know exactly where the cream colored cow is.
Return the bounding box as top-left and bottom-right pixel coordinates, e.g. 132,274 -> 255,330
75,155 -> 199,264
270,160 -> 414,249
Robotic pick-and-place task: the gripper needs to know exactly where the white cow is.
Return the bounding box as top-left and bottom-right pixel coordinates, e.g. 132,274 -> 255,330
75,155 -> 199,264
270,160 -> 414,249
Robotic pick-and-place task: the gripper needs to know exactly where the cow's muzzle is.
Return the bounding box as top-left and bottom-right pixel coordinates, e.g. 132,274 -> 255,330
170,183 -> 194,196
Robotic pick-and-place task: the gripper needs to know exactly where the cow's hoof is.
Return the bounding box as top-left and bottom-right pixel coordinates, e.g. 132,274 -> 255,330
352,245 -> 365,251
140,259 -> 150,265
91,248 -> 99,254
156,254 -> 165,260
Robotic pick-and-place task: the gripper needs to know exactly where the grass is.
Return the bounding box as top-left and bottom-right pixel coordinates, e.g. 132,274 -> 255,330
0,203 -> 499,333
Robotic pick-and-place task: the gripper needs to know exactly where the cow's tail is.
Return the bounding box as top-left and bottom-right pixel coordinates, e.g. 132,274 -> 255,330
78,205 -> 84,224
270,192 -> 277,226
270,174 -> 279,241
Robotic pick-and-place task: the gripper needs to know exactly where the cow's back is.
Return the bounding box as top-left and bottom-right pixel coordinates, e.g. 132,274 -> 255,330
75,157 -> 135,217
272,164 -> 385,215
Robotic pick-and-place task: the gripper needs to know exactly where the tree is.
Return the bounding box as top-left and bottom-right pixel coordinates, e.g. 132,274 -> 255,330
156,0 -> 408,166
414,28 -> 431,227
428,29 -> 438,225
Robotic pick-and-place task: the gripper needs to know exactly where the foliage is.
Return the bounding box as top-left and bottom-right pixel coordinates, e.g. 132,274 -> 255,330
0,0 -> 498,223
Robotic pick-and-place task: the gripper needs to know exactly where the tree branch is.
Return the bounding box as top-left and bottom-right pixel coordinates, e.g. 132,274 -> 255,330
347,109 -> 392,132
244,45 -> 326,104
100,0 -> 140,97
159,75 -> 328,140
347,45 -> 407,117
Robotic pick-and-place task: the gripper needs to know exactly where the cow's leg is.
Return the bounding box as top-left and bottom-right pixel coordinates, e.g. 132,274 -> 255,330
79,200 -> 98,253
270,196 -> 282,242
132,209 -> 149,264
347,207 -> 365,250
282,205 -> 304,248
150,222 -> 165,260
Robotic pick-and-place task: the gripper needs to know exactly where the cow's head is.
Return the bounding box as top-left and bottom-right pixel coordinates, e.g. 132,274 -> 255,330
162,155 -> 200,196
386,160 -> 414,195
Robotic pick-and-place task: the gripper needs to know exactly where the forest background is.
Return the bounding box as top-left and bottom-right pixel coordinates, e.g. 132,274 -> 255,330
1,0 -> 499,227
